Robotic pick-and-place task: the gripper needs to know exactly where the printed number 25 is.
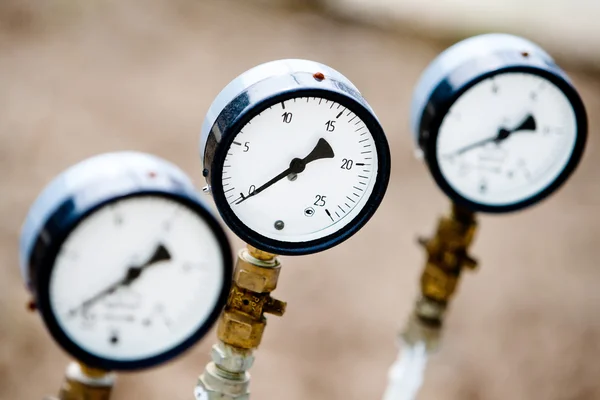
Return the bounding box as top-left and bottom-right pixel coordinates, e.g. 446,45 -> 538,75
314,195 -> 326,207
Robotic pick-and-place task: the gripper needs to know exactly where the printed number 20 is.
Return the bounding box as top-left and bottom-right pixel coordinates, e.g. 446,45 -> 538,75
341,158 -> 353,170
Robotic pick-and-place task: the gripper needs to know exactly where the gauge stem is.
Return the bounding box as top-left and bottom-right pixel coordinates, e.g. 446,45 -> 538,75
195,244 -> 286,399
382,203 -> 478,400
47,361 -> 115,400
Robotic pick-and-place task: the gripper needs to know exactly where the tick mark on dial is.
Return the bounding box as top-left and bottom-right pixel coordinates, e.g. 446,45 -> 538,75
325,209 -> 334,221
233,141 -> 242,146
346,196 -> 355,203
336,110 -> 344,119
281,101 -> 285,109
348,115 -> 357,123
338,205 -> 346,214
355,163 -> 365,166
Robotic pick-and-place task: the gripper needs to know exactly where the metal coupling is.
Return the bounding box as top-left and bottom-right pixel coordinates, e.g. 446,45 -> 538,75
217,247 -> 286,350
196,245 -> 287,400
416,203 -> 478,323
52,362 -> 115,400
196,343 -> 255,400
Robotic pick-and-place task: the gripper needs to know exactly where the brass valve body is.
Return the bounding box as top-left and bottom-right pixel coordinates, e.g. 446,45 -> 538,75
58,381 -> 112,400
48,363 -> 114,400
196,245 -> 287,400
416,204 -> 478,323
217,245 -> 286,349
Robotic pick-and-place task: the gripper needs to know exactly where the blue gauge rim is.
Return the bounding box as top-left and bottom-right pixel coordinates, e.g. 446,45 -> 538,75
31,190 -> 233,371
419,61 -> 588,214
205,87 -> 391,255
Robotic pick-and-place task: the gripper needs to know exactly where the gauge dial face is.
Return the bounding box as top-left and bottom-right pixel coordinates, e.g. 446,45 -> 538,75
218,96 -> 380,246
436,72 -> 578,207
48,196 -> 226,364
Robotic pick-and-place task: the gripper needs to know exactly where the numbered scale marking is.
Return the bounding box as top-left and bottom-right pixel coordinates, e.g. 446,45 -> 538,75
410,34 -> 587,213
19,152 -> 233,371
201,59 -> 391,255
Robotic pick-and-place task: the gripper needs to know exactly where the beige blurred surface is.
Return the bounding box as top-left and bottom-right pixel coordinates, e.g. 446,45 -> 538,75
0,1 -> 599,399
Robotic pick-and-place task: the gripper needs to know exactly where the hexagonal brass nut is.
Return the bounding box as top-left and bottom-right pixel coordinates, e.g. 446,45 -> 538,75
217,311 -> 266,349
235,251 -> 281,293
211,343 -> 255,373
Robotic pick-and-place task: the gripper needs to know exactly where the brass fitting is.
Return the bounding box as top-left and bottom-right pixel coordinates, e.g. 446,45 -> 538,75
51,362 -> 115,400
217,246 -> 286,350
416,203 -> 478,324
196,245 -> 287,400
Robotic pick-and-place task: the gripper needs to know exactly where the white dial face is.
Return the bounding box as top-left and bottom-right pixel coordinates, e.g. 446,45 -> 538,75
221,96 -> 379,244
436,72 -> 578,207
49,196 -> 225,363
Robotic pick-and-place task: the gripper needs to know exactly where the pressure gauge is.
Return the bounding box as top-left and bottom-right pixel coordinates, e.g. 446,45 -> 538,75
19,152 -> 232,371
200,59 -> 391,255
411,33 -> 587,213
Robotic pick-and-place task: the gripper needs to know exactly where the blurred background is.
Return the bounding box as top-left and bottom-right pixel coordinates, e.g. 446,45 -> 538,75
0,0 -> 599,399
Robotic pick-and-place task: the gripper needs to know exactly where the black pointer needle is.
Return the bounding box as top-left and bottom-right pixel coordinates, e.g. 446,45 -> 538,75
447,114 -> 537,157
236,138 -> 335,205
70,244 -> 171,314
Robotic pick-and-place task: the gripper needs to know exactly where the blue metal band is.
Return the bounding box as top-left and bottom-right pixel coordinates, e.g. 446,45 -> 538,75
410,33 -> 557,147
200,59 -> 367,164
19,151 -> 200,289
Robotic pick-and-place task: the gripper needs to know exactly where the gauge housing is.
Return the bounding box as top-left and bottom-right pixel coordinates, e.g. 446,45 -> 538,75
19,152 -> 233,371
200,59 -> 391,255
410,34 -> 587,213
